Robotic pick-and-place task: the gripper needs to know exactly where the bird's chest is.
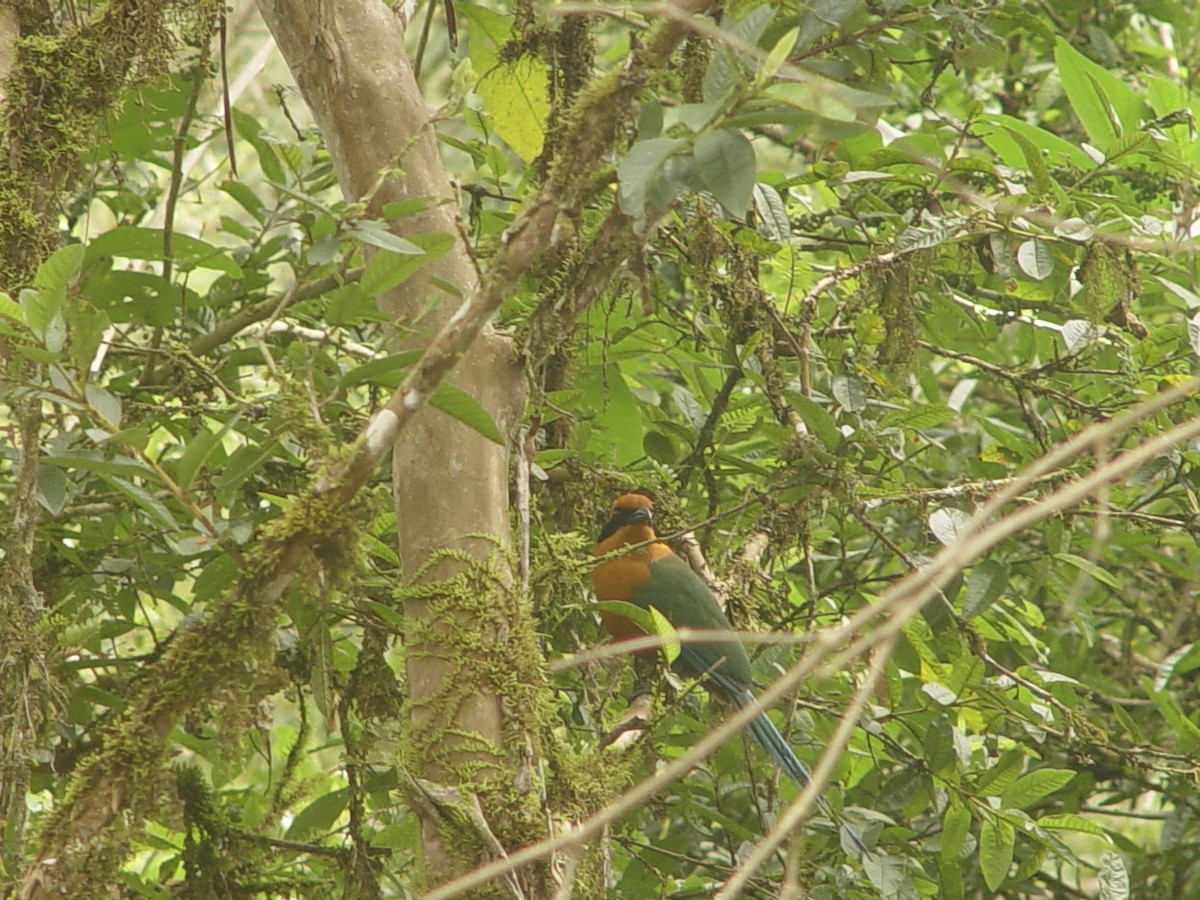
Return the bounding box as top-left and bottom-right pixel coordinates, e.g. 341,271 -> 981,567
591,552 -> 654,605
591,551 -> 659,643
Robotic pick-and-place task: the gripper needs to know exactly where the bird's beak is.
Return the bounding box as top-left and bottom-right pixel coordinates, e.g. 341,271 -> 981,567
629,508 -> 652,525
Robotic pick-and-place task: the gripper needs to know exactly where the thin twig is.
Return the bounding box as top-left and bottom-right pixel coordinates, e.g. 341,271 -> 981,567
714,632 -> 893,897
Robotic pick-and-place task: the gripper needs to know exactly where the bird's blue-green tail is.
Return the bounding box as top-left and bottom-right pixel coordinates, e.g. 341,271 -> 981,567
731,689 -> 870,856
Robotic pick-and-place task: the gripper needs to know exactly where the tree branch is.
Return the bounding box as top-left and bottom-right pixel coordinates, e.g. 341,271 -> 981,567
17,0 -> 720,893
419,378 -> 1200,899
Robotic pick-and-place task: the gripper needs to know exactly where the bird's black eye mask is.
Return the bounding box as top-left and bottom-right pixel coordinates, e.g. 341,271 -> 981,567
596,507 -> 652,543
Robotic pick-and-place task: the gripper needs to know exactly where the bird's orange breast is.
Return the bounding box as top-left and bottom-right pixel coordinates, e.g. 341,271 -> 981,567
591,543 -> 676,653
590,545 -> 673,602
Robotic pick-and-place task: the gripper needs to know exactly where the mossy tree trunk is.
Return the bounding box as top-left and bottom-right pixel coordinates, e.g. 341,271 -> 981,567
255,0 -> 543,890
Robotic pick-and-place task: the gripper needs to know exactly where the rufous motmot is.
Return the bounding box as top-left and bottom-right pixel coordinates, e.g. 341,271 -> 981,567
590,492 -> 868,855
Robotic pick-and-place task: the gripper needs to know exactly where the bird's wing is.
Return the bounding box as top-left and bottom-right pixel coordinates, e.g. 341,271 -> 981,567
631,553 -> 754,689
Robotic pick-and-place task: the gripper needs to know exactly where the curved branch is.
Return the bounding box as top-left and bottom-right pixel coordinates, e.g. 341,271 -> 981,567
420,378 -> 1200,899
17,0 -> 720,893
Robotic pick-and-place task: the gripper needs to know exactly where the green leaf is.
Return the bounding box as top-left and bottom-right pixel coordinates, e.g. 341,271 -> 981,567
103,475 -> 179,532
766,76 -> 892,125
42,311 -> 66,353
618,138 -> 685,230
637,100 -> 664,138
176,414 -> 243,490
787,393 -> 840,451
924,718 -> 957,776
44,452 -> 152,479
84,383 -> 122,429
675,100 -> 723,133
308,617 -> 336,727
533,448 -> 573,469
979,817 -> 1015,891
0,291 -> 24,326
692,129 -> 755,217
921,682 -> 957,706
1056,43 -> 1118,148
464,6 -> 548,162
643,430 -> 676,464
648,606 -> 680,665
724,4 -> 773,50
941,806 -> 971,861
324,283 -> 388,327
1062,319 -> 1101,353
32,245 -> 84,324
593,601 -> 680,664
879,404 -> 956,431
752,184 -> 789,242
702,46 -> 742,107
105,75 -> 191,161
1054,37 -> 1145,151
948,653 -> 985,694
759,26 -> 798,83
429,382 -> 505,445
1142,679 -> 1200,751
219,179 -> 266,223
231,109 -> 286,182
937,858 -> 965,900
336,351 -> 423,392
585,364 -> 644,467
1001,768 -> 1075,809
929,507 -> 970,546
286,788 -> 348,838
361,233 -> 453,295
85,226 -> 243,278
347,220 -> 424,255
976,115 -> 1092,169
356,598 -> 408,631
85,270 -> 183,327
36,466 -> 69,516
1109,132 -> 1152,165
831,374 -> 867,412
1053,552 -> 1120,589
1001,126 -> 1054,197
962,559 -> 1007,618
594,601 -> 656,637
19,288 -> 52,341
977,749 -> 1025,797
20,277 -> 65,343
212,440 -> 280,501
1110,700 -> 1143,741
1037,813 -> 1105,836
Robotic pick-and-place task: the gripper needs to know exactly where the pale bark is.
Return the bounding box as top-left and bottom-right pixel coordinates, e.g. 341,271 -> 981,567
12,0 -> 714,891
256,0 -> 526,882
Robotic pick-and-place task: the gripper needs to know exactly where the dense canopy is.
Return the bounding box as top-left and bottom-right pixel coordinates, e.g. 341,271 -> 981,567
2,1 -> 1199,897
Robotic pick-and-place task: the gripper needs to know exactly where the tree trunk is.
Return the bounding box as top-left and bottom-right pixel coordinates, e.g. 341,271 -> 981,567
257,0 -> 532,888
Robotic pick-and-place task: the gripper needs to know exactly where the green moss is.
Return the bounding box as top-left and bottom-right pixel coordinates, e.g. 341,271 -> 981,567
680,34 -> 710,105
30,586 -> 281,890
396,540 -> 630,892
399,544 -> 550,774
1076,241 -> 1138,324
858,249 -> 929,372
176,764 -> 267,894
0,0 -> 221,289
30,436 -> 367,886
251,446 -> 365,579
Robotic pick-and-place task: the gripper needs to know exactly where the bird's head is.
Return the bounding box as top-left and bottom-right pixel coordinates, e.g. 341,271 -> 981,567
595,492 -> 656,548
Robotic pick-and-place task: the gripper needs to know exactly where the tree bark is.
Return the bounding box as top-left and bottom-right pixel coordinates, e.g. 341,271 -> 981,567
256,0 -> 528,885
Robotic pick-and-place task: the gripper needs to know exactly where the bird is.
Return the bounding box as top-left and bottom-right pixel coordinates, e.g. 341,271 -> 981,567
590,492 -> 869,856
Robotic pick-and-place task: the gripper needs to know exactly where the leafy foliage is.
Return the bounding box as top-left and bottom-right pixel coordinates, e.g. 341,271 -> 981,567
2,0 -> 1200,898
